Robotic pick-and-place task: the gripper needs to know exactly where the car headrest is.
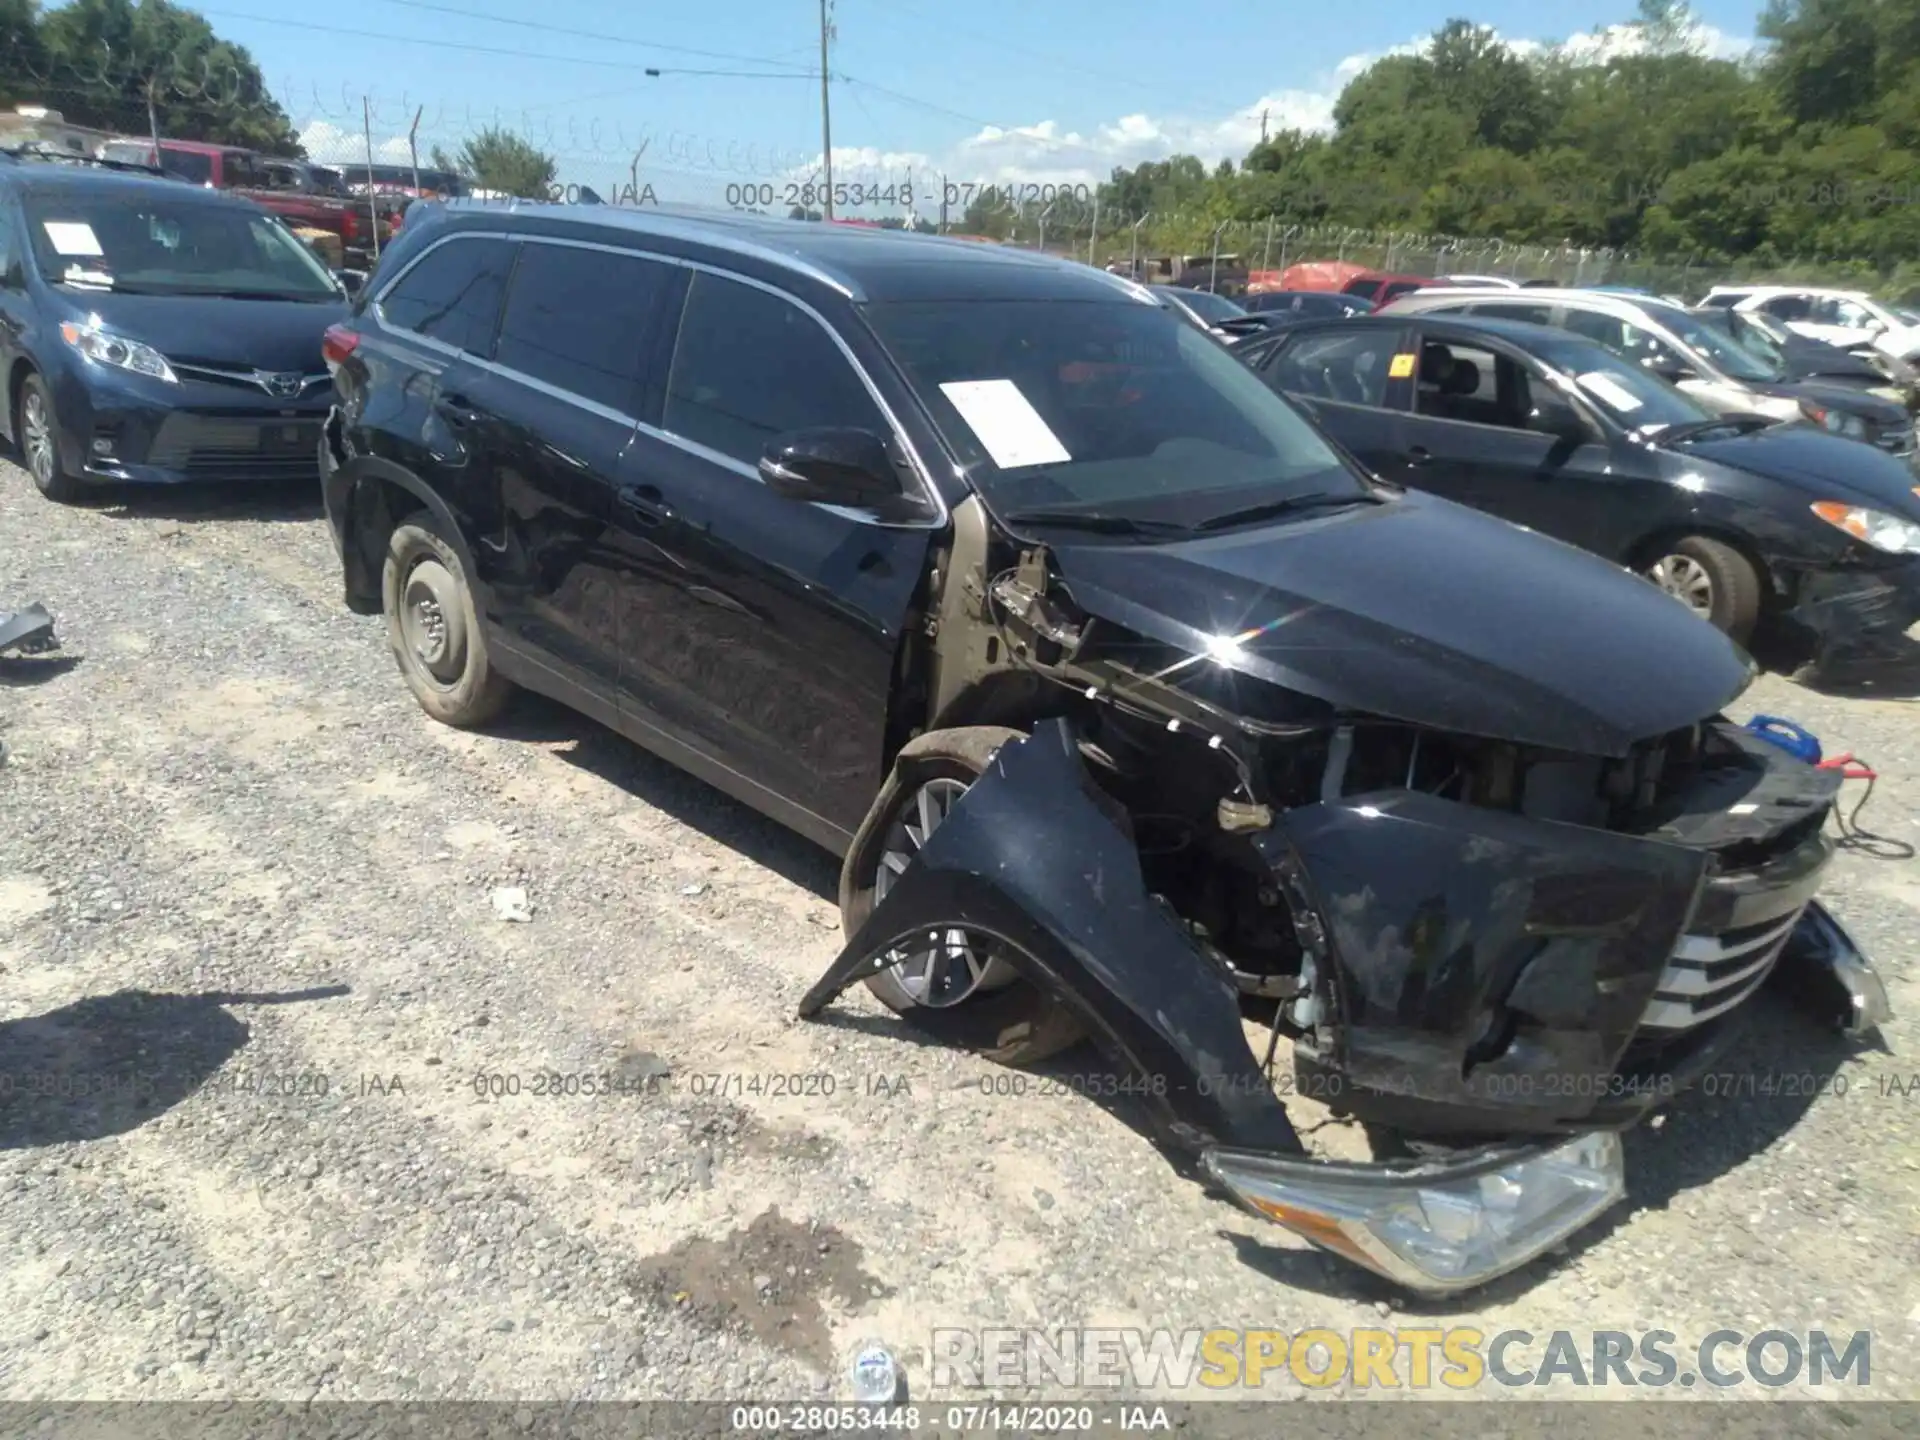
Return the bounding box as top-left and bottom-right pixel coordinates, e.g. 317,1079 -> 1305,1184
1443,358 -> 1481,395
1419,344 -> 1454,384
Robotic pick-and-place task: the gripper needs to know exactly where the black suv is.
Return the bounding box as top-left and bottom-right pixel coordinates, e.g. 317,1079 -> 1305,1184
320,201 -> 1881,1294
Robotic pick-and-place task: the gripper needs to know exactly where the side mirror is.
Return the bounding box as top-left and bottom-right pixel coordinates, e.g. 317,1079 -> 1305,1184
758,427 -> 904,507
1643,355 -> 1695,384
1539,405 -> 1593,447
336,269 -> 365,297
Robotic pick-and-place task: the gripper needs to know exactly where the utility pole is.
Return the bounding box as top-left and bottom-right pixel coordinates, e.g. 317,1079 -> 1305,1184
938,171 -> 948,231
818,0 -> 835,220
363,96 -> 382,262
408,104 -> 423,195
1260,107 -> 1269,144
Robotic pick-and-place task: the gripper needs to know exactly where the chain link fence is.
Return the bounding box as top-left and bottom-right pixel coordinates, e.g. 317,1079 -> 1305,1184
9,60 -> 1918,303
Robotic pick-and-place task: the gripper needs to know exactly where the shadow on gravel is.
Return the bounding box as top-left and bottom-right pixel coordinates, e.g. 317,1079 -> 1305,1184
1792,635 -> 1920,701
1216,989 -> 1867,1308
0,653 -> 82,686
0,984 -> 349,1151
486,691 -> 840,903
88,477 -> 324,525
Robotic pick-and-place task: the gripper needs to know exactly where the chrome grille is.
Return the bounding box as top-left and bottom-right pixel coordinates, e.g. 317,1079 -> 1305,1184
1638,907 -> 1804,1032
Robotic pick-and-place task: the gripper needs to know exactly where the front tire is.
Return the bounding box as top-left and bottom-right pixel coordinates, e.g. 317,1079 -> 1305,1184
381,513 -> 514,727
1643,535 -> 1761,644
840,726 -> 1086,1066
16,373 -> 84,504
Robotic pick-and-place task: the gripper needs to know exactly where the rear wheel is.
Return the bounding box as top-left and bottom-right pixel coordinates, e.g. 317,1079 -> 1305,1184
840,726 -> 1085,1066
381,513 -> 515,727
1642,535 -> 1761,644
16,374 -> 84,504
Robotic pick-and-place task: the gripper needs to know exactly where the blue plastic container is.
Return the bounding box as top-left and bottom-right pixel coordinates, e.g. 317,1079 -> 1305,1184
1743,715 -> 1822,765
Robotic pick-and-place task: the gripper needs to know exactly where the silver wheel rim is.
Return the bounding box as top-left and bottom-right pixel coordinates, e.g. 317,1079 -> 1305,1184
399,558 -> 467,685
874,776 -> 1011,1008
1646,554 -> 1714,617
22,389 -> 55,488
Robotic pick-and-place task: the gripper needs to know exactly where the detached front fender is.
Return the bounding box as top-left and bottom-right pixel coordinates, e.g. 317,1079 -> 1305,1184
798,719 -> 1304,1156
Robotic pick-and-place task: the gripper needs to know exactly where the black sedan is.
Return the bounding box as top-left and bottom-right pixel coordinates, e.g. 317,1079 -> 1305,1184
1693,305 -> 1920,413
1146,283 -> 1284,343
1237,314 -> 1920,659
1240,289 -> 1374,319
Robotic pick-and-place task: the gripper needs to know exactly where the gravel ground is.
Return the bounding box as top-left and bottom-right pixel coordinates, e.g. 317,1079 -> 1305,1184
1,460 -> 1917,1408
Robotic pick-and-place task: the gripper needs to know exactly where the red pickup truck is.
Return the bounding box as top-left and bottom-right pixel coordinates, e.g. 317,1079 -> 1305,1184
98,138 -> 387,267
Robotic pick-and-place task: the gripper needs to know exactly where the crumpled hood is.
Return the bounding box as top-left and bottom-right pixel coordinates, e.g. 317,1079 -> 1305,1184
1044,490 -> 1754,757
1748,377 -> 1907,427
49,290 -> 346,374
1678,425 -> 1920,515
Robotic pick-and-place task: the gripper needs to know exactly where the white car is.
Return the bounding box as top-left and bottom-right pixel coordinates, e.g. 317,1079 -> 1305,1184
1702,285 -> 1920,364
1435,273 -> 1522,289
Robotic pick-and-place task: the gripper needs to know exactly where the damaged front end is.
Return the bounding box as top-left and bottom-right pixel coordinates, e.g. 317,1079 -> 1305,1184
800,531 -> 1888,1293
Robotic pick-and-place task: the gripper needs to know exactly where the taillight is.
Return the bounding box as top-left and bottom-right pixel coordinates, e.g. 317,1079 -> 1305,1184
322,324 -> 360,377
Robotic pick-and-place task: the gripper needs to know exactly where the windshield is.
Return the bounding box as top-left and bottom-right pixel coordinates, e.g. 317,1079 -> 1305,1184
23,192 -> 341,299
1656,305 -> 1778,382
863,297 -> 1364,525
1524,332 -> 1716,431
1697,308 -> 1788,370
1168,287 -> 1246,324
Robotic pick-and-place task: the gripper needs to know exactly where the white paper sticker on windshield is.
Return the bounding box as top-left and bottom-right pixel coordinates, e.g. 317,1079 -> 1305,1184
42,221 -> 104,256
1578,371 -> 1642,412
938,379 -> 1072,469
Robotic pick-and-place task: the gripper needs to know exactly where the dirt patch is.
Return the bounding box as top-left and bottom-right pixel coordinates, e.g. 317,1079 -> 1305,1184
628,1206 -> 888,1371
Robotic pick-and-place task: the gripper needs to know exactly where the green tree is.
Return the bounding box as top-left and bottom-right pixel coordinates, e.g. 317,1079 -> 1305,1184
0,0 -> 49,110
37,0 -> 301,154
444,126 -> 556,198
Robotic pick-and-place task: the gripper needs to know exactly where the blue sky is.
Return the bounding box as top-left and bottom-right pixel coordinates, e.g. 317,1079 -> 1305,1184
159,1 -> 1763,194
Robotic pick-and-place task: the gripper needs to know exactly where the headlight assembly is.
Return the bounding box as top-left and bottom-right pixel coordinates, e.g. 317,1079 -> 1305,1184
1799,399 -> 1867,439
1811,500 -> 1920,554
58,321 -> 177,383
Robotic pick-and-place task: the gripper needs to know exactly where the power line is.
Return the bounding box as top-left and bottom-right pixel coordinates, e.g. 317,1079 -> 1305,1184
197,10 -> 818,78
372,0 -> 815,74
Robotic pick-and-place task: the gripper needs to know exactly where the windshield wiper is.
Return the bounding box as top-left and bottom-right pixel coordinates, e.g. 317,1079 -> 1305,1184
1652,415 -> 1777,443
1002,508 -> 1196,538
171,289 -> 329,301
1189,490 -> 1378,533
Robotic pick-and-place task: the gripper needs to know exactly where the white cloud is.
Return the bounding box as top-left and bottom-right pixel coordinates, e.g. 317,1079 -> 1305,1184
799,19 -> 1755,190
298,119 -> 416,167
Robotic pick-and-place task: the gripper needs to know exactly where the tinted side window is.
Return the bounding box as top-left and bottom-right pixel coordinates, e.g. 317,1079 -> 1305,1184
159,148 -> 212,185
662,271 -> 885,466
1263,330 -> 1394,406
1471,302 -> 1554,324
1416,339 -> 1578,437
1760,294 -> 1810,321
494,243 -> 674,414
380,237 -> 515,357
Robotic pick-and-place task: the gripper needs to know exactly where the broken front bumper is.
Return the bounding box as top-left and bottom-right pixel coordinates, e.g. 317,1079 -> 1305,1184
799,720 -> 1887,1292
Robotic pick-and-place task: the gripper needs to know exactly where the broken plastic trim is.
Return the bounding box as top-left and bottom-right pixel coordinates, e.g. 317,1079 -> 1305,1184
1204,1130 -> 1626,1293
1774,900 -> 1891,1037
798,718 -> 1305,1156
0,602 -> 57,658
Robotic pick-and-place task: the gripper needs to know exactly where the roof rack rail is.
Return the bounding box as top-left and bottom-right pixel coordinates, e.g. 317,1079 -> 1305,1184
0,145 -> 170,176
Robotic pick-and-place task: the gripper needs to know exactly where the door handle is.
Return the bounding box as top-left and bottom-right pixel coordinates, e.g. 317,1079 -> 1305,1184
617,483 -> 672,526
1407,445 -> 1432,466
435,393 -> 481,426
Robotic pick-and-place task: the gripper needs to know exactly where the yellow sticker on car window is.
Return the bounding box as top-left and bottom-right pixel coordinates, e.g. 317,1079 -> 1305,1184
1388,352 -> 1416,379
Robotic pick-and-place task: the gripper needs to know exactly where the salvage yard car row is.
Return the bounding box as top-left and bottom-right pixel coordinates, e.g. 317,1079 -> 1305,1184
1,154 -> 1902,1295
